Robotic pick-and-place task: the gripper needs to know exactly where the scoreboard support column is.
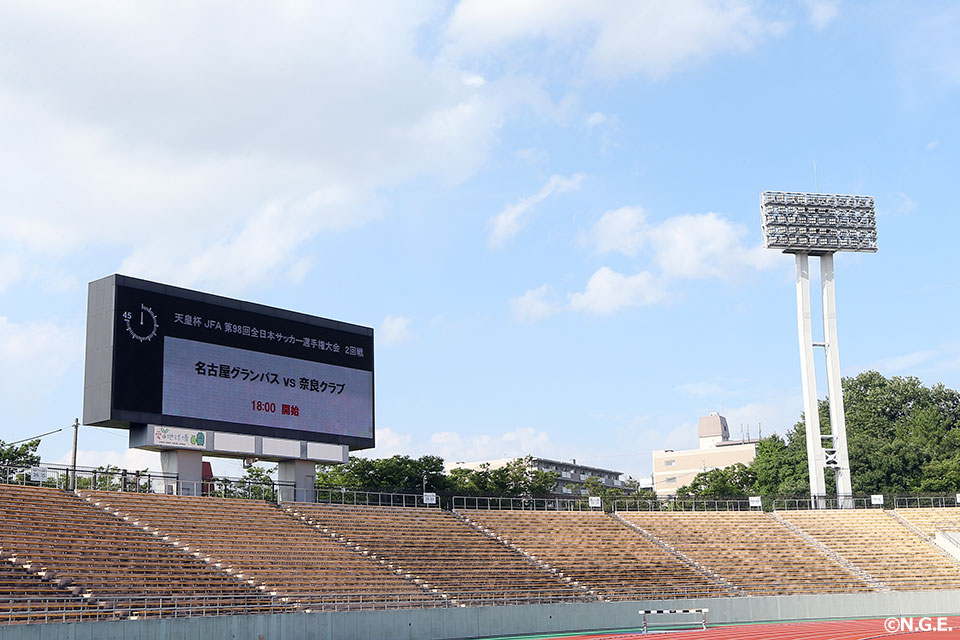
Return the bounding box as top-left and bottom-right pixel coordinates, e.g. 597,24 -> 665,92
160,448 -> 203,496
278,459 -> 316,503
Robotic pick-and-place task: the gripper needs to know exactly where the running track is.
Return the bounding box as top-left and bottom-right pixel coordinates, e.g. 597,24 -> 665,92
511,616 -> 960,640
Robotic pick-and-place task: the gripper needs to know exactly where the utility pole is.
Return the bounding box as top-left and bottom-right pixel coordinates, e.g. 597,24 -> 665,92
71,418 -> 79,491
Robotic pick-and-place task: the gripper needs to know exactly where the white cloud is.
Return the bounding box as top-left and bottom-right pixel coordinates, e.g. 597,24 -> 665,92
0,316 -> 82,403
645,212 -> 778,279
586,112 -> 610,127
509,284 -> 558,323
0,254 -> 23,294
802,0 -> 839,30
379,315 -> 415,346
356,425 -> 556,465
926,139 -> 939,151
54,447 -> 162,472
722,396 -> 801,437
513,147 -> 549,165
429,427 -> 553,463
445,0 -> 781,80
588,207 -> 778,278
0,2 -> 522,293
567,266 -> 663,315
889,191 -> 917,215
487,173 -> 585,248
587,206 -> 646,256
524,207 -> 780,320
355,427 -> 414,459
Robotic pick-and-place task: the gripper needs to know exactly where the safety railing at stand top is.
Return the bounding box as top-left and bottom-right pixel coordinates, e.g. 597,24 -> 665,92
452,496 -> 592,511
893,495 -> 960,509
292,487 -> 440,507
613,497 -> 753,512
772,495 -> 878,510
0,591 -> 602,625
0,463 -> 176,494
0,464 -> 291,504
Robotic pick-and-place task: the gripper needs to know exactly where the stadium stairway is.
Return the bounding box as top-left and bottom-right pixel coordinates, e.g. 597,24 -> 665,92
80,490 -> 442,609
775,509 -> 960,591
0,485 -> 274,620
283,502 -> 590,607
455,509 -> 730,601
620,510 -> 877,596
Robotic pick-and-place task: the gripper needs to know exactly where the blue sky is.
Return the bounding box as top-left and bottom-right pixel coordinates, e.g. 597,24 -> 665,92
1,1 -> 959,481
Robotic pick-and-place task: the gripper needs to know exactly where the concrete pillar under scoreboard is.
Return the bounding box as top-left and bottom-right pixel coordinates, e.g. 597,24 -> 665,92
278,459 -> 316,503
160,449 -> 204,496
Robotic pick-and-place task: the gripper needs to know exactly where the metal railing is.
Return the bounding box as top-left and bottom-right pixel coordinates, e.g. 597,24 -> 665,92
1,590 -> 600,625
894,495 -> 960,509
451,496 -> 590,511
0,464 -> 177,493
774,495 -> 873,510
291,487 -> 440,507
614,497 -> 752,512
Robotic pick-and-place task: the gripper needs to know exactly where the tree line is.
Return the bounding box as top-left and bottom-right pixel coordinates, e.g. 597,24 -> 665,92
676,371 -> 960,498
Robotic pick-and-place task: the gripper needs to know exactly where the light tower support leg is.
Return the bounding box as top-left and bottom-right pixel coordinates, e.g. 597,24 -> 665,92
820,253 -> 854,504
795,254 -> 827,505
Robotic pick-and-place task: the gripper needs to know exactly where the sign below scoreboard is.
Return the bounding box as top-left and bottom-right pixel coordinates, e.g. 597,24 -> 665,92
83,274 -> 375,450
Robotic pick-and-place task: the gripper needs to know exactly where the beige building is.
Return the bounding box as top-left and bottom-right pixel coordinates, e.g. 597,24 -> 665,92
651,413 -> 758,496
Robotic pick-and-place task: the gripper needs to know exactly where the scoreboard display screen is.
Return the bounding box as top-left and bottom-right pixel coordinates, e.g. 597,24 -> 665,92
83,274 -> 374,449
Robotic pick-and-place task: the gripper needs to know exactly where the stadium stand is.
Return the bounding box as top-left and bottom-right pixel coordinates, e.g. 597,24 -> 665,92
283,502 -> 587,606
894,507 -> 960,539
0,563 -> 100,624
456,509 -> 728,600
776,509 -> 960,590
80,490 -> 441,608
0,485 -> 272,619
618,510 -> 873,595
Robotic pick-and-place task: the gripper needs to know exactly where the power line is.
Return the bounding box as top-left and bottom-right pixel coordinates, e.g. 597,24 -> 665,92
4,428 -> 64,446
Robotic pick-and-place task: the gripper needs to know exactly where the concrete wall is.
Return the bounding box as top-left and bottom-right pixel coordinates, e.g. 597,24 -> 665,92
3,590 -> 960,640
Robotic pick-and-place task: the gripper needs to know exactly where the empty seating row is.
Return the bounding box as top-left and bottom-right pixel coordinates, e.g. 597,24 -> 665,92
457,510 -> 726,600
895,507 -> 960,538
81,490 -> 439,606
619,511 -> 872,595
776,510 -> 960,590
285,502 -> 584,605
0,485 -> 273,618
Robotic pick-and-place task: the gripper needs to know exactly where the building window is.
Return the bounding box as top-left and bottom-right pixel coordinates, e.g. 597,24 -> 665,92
666,477 -> 677,484
664,459 -> 676,467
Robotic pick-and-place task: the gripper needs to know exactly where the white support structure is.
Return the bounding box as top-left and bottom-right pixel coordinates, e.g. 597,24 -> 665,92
820,254 -> 854,502
795,254 -> 827,502
794,253 -> 853,507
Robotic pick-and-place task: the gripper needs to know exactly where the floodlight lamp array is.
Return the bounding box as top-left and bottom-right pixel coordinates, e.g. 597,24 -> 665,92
760,191 -> 877,254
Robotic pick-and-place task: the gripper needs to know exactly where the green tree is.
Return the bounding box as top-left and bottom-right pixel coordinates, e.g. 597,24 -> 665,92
742,371 -> 960,498
676,463 -> 757,499
0,439 -> 41,468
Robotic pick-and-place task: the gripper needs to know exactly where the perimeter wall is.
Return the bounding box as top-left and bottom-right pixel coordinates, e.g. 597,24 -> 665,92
3,589 -> 959,640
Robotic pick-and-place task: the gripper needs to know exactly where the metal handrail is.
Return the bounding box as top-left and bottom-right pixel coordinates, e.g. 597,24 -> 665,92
613,498 -> 751,512
894,495 -> 960,509
293,487 -> 440,507
0,590 -> 600,625
451,496 -> 590,511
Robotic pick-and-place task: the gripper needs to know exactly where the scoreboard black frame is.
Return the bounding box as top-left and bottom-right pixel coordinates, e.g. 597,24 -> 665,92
82,274 -> 375,449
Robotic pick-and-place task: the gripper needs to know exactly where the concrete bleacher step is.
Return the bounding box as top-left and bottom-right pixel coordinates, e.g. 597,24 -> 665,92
769,511 -> 886,590
610,512 -> 740,595
451,510 -> 600,600
282,504 -> 451,604
887,510 -> 960,567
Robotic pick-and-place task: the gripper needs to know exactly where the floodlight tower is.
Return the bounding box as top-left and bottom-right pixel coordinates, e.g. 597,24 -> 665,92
759,192 -> 877,507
